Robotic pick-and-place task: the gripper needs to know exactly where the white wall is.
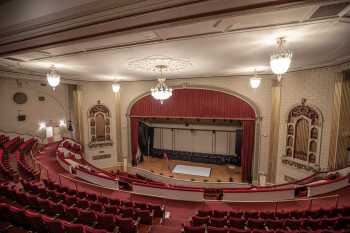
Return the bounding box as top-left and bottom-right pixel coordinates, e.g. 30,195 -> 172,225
152,123 -> 238,155
0,77 -> 70,139
79,82 -> 118,169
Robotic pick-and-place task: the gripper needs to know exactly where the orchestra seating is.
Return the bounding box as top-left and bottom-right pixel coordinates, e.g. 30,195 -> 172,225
181,208 -> 350,233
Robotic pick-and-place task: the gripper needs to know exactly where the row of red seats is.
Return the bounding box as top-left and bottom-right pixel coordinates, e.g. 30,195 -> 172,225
41,179 -> 165,218
187,214 -> 350,230
182,208 -> 350,233
62,140 -> 82,154
0,201 -> 113,233
181,224 -> 350,233
3,136 -> 23,153
196,207 -> 350,220
16,150 -> 40,181
1,182 -> 138,233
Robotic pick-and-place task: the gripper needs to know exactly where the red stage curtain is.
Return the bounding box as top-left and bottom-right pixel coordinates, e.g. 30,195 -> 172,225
241,120 -> 255,183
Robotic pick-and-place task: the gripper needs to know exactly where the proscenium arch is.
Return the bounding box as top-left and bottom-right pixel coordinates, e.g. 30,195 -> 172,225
126,85 -> 262,183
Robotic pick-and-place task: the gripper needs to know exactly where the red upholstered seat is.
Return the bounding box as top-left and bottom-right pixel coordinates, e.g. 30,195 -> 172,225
135,208 -> 154,225
85,226 -> 111,233
183,224 -> 206,233
197,209 -> 212,217
209,217 -> 227,228
191,215 -> 209,226
97,213 -> 116,232
77,198 -> 89,209
90,201 -> 104,212
62,221 -> 85,233
213,210 -> 227,218
227,228 -> 249,233
265,219 -> 284,230
119,206 -> 134,218
104,205 -> 119,215
246,219 -> 265,229
115,216 -> 138,233
228,218 -> 246,229
109,198 -> 121,206
65,206 -> 80,221
25,210 -> 46,233
87,193 -> 98,202
79,209 -> 97,225
42,215 -> 64,233
207,226 -> 228,233
148,203 -> 165,218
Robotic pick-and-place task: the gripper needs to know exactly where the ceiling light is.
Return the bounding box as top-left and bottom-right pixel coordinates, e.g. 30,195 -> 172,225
270,37 -> 292,81
151,65 -> 172,104
59,119 -> 66,128
39,122 -> 46,130
250,70 -> 261,89
47,65 -> 61,90
112,83 -> 120,93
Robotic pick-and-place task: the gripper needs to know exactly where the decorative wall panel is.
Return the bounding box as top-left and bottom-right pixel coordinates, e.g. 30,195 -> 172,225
282,98 -> 322,172
88,100 -> 112,148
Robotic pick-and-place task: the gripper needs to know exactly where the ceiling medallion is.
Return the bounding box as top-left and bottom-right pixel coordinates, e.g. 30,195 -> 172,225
270,37 -> 292,81
129,56 -> 192,104
128,56 -> 192,73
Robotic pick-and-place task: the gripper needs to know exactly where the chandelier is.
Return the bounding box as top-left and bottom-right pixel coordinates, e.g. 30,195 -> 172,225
151,65 -> 172,104
47,65 -> 61,90
270,37 -> 292,81
112,83 -> 120,93
249,69 -> 261,89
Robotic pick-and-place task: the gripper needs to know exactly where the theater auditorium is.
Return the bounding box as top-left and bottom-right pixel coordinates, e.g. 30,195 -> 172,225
0,1 -> 350,233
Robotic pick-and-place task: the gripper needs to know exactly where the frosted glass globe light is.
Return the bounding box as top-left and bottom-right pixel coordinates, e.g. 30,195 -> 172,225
112,83 -> 120,93
270,38 -> 292,81
47,65 -> 61,90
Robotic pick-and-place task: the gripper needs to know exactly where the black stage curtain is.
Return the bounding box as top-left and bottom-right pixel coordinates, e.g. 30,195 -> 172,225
137,122 -> 154,162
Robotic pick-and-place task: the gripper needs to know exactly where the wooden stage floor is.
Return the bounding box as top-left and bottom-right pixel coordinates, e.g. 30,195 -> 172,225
135,156 -> 242,182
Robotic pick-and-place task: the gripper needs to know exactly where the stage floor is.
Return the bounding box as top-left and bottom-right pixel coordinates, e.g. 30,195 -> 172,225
135,156 -> 242,182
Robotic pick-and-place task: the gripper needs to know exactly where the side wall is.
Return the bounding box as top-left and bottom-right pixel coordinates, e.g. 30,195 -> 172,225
275,67 -> 338,183
0,77 -> 71,138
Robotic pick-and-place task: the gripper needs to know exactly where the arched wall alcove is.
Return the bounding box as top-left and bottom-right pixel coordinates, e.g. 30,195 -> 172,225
127,87 -> 259,182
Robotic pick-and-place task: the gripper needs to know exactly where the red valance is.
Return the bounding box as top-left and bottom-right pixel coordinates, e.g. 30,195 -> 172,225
130,89 -> 256,119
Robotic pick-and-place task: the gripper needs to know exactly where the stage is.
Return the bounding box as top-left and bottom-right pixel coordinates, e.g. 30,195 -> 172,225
135,156 -> 242,182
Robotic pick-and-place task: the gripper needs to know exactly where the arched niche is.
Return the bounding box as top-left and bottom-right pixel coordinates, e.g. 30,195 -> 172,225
283,98 -> 322,171
88,100 -> 112,148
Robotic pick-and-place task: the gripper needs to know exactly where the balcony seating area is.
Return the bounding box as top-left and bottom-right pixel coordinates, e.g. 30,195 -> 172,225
181,208 -> 350,233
